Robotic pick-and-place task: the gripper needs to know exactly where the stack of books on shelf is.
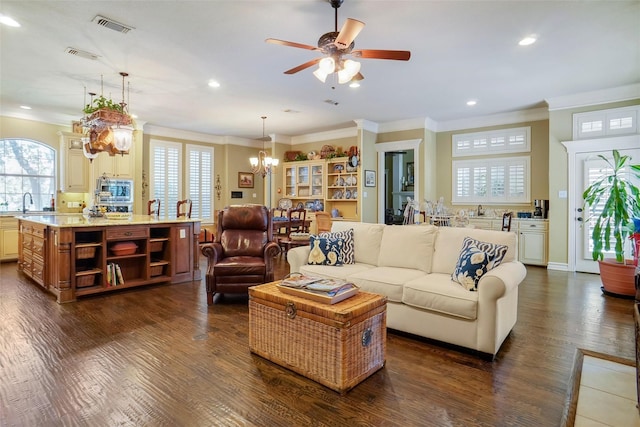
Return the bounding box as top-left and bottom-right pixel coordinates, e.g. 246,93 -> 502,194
278,274 -> 358,304
106,263 -> 125,287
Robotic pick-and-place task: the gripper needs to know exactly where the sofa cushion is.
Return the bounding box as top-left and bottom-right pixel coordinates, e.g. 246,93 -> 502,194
319,228 -> 354,264
403,274 -> 479,320
307,235 -> 343,266
431,227 -> 517,274
377,225 -> 437,273
347,267 -> 427,303
331,221 -> 384,266
452,236 -> 508,291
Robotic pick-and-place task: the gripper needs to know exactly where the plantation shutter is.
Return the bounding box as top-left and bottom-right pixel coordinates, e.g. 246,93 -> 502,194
186,145 -> 214,221
150,140 -> 182,217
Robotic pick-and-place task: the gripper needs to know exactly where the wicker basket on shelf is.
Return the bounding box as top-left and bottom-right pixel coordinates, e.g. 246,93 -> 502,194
76,275 -> 95,288
76,247 -> 96,259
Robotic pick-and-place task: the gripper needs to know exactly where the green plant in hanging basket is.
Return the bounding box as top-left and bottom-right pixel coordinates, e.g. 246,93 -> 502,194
582,149 -> 640,263
83,95 -> 124,114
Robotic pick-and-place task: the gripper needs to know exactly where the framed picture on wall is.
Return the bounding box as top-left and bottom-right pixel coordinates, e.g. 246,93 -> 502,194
365,170 -> 376,187
238,172 -> 254,188
407,162 -> 414,185
71,121 -> 83,134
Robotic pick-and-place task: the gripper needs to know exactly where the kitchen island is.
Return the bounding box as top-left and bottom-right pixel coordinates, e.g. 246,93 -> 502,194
17,215 -> 201,303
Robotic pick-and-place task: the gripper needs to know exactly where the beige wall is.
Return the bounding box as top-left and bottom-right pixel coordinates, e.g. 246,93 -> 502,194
435,120 -> 549,214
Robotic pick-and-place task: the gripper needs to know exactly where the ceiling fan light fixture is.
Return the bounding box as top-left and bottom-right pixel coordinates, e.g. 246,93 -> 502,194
319,57 -> 336,73
313,68 -> 329,83
338,59 -> 360,83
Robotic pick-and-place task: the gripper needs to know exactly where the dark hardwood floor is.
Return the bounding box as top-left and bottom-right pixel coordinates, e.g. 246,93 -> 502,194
0,255 -> 635,426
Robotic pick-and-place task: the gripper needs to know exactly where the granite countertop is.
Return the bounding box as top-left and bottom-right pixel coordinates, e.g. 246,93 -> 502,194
16,214 -> 200,228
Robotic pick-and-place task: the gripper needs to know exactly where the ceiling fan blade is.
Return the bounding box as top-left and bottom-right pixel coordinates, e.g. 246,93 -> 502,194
265,38 -> 319,51
334,18 -> 365,49
352,49 -> 411,61
284,58 -> 322,75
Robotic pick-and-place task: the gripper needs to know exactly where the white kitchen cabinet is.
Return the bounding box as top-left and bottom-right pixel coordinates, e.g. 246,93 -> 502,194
93,150 -> 134,179
1,216 -> 19,261
58,131 -> 89,193
518,220 -> 548,266
468,217 -> 548,266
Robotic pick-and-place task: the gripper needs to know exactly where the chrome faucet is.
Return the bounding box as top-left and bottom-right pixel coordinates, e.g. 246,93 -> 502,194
22,192 -> 33,214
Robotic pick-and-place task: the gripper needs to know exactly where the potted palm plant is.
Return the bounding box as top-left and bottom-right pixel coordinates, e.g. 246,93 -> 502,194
582,149 -> 640,297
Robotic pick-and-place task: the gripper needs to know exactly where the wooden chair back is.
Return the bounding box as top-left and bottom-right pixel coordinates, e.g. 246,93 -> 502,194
502,212 -> 513,231
314,211 -> 332,233
177,199 -> 192,218
147,199 -> 161,216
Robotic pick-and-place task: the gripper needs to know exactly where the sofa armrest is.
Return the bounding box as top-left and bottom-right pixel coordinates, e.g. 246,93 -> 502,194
287,246 -> 311,273
477,261 -> 527,301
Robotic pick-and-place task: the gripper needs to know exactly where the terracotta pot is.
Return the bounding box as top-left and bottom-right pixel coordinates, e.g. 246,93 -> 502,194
598,259 -> 637,297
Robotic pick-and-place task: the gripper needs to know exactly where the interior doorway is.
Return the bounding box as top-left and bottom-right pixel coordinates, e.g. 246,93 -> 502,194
376,139 -> 421,224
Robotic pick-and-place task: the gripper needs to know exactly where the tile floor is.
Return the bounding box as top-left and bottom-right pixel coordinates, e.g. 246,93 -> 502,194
575,355 -> 640,426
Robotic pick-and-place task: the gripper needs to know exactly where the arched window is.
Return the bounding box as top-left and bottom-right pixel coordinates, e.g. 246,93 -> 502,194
0,139 -> 56,212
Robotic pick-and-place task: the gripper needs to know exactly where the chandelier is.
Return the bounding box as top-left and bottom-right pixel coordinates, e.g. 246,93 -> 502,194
249,116 -> 279,177
81,72 -> 134,161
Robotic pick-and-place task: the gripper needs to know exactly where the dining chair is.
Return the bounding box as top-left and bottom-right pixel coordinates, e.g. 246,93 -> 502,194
177,199 -> 192,218
314,211 -> 332,233
501,212 -> 513,231
147,199 -> 161,216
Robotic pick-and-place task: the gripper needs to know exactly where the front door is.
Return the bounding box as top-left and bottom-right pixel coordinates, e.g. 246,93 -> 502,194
573,147 -> 640,273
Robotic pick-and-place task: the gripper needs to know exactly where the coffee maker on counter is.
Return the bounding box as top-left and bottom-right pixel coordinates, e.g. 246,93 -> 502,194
533,199 -> 549,218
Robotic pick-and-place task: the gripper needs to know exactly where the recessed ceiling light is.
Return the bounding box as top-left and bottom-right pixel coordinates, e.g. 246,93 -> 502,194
20,105 -> 31,110
208,80 -> 220,88
466,100 -> 477,106
518,36 -> 537,46
0,14 -> 21,27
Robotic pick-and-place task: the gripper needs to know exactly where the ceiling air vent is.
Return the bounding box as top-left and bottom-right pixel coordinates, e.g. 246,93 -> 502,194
92,15 -> 134,34
65,47 -> 100,61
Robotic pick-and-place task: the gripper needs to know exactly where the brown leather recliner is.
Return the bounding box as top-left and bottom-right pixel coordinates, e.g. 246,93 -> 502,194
201,204 -> 280,305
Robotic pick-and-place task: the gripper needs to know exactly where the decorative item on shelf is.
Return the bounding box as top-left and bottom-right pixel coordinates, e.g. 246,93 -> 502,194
110,241 -> 137,256
333,164 -> 344,172
320,145 -> 336,159
582,150 -> 640,297
80,72 -> 134,161
284,151 -> 302,162
249,116 -> 279,177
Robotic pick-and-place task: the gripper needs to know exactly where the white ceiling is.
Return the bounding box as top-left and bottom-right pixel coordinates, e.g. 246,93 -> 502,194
1,0 -> 639,141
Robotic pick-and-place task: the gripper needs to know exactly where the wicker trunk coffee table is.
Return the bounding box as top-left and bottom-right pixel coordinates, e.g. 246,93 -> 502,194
249,281 -> 387,394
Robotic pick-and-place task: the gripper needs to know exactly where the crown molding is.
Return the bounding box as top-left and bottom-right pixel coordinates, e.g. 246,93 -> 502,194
378,117 -> 438,133
353,119 -> 379,133
546,83 -> 640,111
144,124 -> 225,144
436,107 -> 549,132
289,127 -> 357,145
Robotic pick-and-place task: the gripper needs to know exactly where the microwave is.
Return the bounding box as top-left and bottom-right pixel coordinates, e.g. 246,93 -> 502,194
96,178 -> 134,204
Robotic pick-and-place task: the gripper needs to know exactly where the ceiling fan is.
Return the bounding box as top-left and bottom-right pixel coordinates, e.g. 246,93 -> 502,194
266,0 -> 411,85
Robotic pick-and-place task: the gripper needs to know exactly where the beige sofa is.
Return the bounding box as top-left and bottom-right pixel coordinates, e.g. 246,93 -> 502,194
287,221 -> 527,358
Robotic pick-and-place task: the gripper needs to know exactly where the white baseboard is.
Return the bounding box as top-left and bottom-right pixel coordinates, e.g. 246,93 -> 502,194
547,262 -> 569,271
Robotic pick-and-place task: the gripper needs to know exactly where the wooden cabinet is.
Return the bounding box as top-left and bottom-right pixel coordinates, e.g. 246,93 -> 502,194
0,216 -> 19,261
58,131 -> 89,193
283,160 -> 325,203
467,217 -> 548,266
518,220 -> 548,266
18,218 -> 200,303
18,221 -> 47,286
325,158 -> 359,221
93,150 -> 134,178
